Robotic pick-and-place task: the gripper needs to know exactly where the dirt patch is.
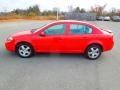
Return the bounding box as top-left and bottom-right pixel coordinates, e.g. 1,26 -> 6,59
0,15 -> 58,22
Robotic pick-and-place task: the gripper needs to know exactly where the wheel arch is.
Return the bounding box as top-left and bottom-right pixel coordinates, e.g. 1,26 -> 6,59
85,43 -> 103,53
15,41 -> 34,52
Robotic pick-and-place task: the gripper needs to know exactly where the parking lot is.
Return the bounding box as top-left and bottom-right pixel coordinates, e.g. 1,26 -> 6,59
0,20 -> 120,90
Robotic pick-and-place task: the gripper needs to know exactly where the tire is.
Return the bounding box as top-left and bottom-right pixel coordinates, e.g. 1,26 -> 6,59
85,44 -> 102,60
16,43 -> 34,58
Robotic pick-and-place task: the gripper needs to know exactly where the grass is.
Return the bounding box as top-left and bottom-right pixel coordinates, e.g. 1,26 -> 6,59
0,15 -> 58,22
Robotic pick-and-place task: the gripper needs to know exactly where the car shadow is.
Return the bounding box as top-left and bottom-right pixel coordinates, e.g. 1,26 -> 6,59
2,50 -> 88,61
1,49 -> 103,62
35,53 -> 85,59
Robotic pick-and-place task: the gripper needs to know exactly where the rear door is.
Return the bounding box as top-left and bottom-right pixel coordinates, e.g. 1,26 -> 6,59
64,23 -> 93,53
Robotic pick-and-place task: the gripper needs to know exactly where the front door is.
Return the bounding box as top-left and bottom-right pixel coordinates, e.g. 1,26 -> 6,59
35,24 -> 66,52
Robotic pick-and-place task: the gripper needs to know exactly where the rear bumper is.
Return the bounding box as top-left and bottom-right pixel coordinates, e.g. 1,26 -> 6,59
104,40 -> 114,52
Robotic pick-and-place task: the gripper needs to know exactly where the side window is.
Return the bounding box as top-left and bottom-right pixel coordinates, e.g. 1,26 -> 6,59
70,24 -> 92,34
45,24 -> 65,35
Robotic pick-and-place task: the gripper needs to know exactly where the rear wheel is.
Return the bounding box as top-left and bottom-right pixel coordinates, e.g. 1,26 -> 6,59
16,43 -> 34,58
85,45 -> 102,60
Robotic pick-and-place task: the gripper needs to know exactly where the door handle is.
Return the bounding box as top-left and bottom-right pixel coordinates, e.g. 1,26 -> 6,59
83,36 -> 88,38
54,37 -> 62,40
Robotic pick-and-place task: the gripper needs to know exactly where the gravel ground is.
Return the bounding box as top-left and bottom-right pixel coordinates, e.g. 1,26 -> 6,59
0,20 -> 120,90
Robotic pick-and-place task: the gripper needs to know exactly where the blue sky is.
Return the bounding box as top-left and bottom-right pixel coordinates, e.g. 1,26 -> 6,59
0,0 -> 120,12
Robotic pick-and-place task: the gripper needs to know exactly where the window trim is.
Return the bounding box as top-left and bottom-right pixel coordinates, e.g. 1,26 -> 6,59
69,24 -> 93,35
44,24 -> 66,36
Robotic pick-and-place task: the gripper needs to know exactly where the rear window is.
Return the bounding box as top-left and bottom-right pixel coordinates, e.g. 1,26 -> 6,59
70,24 -> 92,34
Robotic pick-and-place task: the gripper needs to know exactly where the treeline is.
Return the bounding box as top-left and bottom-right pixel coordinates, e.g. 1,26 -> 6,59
68,5 -> 120,17
0,5 -> 60,17
13,5 -> 40,16
0,4 -> 120,18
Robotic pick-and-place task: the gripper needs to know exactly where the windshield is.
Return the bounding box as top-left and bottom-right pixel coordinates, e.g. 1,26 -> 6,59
30,24 -> 47,33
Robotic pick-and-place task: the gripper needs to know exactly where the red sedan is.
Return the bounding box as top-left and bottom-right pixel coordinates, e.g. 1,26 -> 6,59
5,20 -> 114,60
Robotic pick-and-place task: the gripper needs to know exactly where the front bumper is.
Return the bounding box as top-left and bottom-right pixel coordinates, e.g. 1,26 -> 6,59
5,40 -> 15,52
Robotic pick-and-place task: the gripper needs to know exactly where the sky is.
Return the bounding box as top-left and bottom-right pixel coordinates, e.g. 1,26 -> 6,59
0,0 -> 120,12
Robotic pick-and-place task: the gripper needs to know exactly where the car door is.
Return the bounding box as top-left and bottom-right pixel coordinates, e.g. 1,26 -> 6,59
64,23 -> 93,53
35,23 -> 66,52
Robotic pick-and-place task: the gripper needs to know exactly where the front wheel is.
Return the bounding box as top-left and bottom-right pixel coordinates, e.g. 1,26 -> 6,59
85,45 -> 102,60
16,43 -> 34,58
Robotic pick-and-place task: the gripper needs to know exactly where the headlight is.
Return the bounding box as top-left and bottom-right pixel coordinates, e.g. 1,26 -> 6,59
7,37 -> 13,42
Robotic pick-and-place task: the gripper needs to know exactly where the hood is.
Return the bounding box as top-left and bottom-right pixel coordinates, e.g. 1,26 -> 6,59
12,30 -> 31,37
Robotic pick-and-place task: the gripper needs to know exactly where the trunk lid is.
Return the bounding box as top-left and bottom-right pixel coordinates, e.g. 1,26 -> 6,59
101,28 -> 113,35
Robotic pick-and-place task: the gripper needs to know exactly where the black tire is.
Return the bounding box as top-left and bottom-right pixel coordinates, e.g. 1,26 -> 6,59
85,44 -> 102,60
16,43 -> 34,58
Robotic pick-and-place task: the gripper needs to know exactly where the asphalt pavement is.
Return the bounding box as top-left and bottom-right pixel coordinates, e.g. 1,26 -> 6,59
0,20 -> 120,90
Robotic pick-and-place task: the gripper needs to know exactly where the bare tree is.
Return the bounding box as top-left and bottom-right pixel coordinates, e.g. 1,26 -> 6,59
116,9 -> 120,16
74,7 -> 80,13
68,6 -> 73,12
80,8 -> 86,13
90,4 -> 107,16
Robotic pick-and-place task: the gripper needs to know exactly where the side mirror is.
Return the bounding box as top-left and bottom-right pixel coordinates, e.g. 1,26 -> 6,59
39,32 -> 45,36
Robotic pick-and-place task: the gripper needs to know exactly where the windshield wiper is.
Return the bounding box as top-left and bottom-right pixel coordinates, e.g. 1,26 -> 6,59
31,28 -> 38,33
30,24 -> 47,33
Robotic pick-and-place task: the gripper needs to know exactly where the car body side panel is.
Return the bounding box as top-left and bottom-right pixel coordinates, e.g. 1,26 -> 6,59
5,21 -> 114,54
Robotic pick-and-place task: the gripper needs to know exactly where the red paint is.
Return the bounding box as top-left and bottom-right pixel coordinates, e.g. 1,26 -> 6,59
5,20 -> 114,54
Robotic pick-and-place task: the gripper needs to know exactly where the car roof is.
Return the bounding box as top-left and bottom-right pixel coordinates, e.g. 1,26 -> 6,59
34,20 -> 101,33
53,20 -> 85,23
51,20 -> 92,25
60,20 -> 100,30
52,20 -> 100,28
